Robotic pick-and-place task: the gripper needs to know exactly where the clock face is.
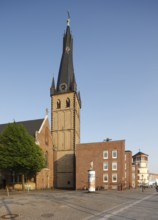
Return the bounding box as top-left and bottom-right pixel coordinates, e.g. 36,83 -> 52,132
65,46 -> 70,54
59,83 -> 67,91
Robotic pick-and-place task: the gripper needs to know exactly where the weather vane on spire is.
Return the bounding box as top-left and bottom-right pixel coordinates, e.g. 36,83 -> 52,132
67,11 -> 70,26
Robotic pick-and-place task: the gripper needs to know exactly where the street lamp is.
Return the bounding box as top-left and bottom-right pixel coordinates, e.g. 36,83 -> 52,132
141,175 -> 144,192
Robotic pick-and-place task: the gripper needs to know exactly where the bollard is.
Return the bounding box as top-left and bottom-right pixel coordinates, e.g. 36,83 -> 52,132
6,186 -> 9,197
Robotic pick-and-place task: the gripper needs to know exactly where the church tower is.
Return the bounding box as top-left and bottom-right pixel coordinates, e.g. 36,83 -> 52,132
50,16 -> 81,189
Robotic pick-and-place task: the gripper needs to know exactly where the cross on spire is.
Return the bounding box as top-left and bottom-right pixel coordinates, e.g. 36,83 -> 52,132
45,108 -> 49,116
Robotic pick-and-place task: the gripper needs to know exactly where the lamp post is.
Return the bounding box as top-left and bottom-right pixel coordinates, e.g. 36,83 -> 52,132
141,175 -> 144,192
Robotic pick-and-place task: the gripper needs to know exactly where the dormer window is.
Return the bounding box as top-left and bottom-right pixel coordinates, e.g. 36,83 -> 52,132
66,98 -> 70,107
57,99 -> 61,109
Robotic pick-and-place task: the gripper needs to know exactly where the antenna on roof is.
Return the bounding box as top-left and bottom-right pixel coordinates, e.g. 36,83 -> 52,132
103,138 -> 112,142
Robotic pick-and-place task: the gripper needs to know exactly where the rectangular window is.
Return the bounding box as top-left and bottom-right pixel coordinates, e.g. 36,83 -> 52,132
112,162 -> 117,170
103,150 -> 108,159
112,173 -> 117,182
112,150 -> 117,158
103,174 -> 108,182
103,162 -> 108,171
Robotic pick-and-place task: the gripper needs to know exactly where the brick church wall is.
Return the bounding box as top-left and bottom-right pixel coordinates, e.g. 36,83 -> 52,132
35,117 -> 54,189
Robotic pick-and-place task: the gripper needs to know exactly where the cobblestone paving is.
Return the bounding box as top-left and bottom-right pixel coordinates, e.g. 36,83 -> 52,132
0,188 -> 157,220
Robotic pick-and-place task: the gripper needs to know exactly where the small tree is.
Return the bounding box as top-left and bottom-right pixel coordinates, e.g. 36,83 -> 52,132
0,122 -> 46,190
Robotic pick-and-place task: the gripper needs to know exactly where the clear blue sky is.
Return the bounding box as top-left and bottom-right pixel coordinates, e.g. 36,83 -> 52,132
0,0 -> 158,173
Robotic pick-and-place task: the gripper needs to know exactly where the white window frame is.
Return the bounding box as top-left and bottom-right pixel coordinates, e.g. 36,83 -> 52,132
112,162 -> 117,171
103,174 -> 108,182
103,150 -> 108,159
112,173 -> 117,182
103,162 -> 108,171
112,150 -> 117,159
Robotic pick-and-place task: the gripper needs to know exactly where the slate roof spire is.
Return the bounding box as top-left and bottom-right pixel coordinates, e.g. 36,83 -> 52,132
50,14 -> 81,107
52,14 -> 77,94
50,77 -> 55,96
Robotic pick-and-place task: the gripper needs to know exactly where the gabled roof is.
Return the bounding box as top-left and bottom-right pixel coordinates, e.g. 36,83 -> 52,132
0,119 -> 44,137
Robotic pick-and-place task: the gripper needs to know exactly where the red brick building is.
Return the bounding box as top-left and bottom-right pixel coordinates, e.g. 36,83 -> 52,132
76,140 -> 125,190
125,151 -> 132,189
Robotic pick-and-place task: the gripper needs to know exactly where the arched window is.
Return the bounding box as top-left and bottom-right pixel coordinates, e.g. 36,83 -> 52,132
45,151 -> 48,167
66,98 -> 70,107
57,99 -> 61,109
45,127 -> 49,145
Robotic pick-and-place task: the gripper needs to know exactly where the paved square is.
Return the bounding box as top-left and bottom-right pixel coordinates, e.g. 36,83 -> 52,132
0,188 -> 157,219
